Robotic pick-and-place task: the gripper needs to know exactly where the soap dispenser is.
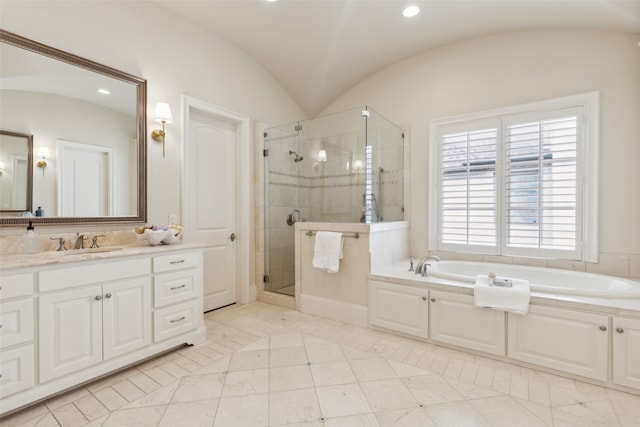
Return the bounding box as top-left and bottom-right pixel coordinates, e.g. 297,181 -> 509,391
21,220 -> 39,254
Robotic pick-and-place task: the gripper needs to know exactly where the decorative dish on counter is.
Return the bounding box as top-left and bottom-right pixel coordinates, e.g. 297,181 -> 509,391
134,224 -> 183,245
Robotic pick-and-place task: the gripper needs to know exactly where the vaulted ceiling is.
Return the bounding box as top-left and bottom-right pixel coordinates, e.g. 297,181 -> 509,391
157,0 -> 640,116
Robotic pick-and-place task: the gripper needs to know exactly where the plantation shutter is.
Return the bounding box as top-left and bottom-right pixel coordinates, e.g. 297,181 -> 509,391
440,126 -> 498,248
503,108 -> 581,254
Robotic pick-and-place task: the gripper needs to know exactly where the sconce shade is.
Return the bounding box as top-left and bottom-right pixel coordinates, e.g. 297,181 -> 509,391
318,150 -> 327,162
0,161 -> 5,169
154,102 -> 173,123
38,147 -> 50,158
354,160 -> 363,170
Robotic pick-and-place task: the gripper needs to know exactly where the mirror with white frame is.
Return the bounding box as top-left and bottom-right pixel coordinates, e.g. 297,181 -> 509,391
0,29 -> 147,226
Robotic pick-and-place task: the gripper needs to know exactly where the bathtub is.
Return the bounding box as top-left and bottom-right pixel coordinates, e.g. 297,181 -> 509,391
426,260 -> 640,298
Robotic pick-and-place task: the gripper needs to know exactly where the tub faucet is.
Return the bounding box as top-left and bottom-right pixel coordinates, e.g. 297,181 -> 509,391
415,255 -> 440,277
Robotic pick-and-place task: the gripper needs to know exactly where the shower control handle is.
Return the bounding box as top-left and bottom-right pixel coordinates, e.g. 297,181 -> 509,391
229,233 -> 236,242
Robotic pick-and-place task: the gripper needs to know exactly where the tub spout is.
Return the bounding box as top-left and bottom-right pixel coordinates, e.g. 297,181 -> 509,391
415,255 -> 440,277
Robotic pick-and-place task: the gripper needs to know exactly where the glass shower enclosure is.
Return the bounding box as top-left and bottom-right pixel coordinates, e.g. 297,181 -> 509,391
263,106 -> 405,296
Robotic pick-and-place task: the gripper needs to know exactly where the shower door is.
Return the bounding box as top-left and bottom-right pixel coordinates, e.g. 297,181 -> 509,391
263,125 -> 304,296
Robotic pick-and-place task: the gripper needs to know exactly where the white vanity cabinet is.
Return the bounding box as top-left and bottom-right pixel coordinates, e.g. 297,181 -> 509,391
430,291 -> 506,356
508,305 -> 609,381
369,280 -> 428,338
0,273 -> 35,397
0,245 -> 206,416
38,260 -> 152,382
612,316 -> 640,389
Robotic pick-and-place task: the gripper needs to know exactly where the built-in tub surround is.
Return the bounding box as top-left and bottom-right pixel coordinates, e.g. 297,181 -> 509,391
368,260 -> 640,394
295,221 -> 408,326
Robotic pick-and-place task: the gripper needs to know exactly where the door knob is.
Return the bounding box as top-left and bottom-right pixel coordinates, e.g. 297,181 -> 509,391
229,233 -> 236,242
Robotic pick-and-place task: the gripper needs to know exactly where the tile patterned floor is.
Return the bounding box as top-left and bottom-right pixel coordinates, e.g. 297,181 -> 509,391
3,302 -> 639,426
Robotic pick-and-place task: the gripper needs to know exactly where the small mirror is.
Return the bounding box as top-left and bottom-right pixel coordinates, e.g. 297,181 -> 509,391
0,130 -> 33,213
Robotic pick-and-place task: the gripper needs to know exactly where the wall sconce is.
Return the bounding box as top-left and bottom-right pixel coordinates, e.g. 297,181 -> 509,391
0,161 -> 4,177
151,102 -> 173,157
37,147 -> 49,176
318,149 -> 327,162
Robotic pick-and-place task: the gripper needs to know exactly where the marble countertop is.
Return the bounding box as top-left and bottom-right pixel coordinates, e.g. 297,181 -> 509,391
0,241 -> 205,271
369,260 -> 640,317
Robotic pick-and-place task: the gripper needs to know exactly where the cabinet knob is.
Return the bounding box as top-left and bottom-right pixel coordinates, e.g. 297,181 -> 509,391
599,325 -> 607,331
430,298 -> 436,302
105,293 -> 112,299
421,296 -> 427,301
616,327 -> 624,334
95,295 -> 102,301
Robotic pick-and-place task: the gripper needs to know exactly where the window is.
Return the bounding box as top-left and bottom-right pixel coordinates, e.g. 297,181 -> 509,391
429,93 -> 599,261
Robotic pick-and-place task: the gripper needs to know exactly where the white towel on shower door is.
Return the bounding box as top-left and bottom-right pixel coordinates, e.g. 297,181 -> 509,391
474,274 -> 531,315
312,231 -> 343,273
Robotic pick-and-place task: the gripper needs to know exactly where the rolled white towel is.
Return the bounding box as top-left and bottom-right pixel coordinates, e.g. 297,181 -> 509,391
474,274 -> 531,315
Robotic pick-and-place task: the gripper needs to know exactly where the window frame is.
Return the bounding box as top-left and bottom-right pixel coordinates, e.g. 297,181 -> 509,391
428,92 -> 599,262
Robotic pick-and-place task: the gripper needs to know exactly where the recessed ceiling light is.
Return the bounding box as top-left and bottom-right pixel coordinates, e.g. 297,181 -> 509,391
403,5 -> 420,18
98,88 -> 110,95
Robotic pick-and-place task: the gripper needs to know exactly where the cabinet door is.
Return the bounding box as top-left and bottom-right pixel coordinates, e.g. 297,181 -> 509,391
103,277 -> 152,360
508,306 -> 608,381
40,286 -> 103,382
430,291 -> 505,356
368,281 -> 428,338
613,317 -> 640,389
0,298 -> 34,349
0,344 -> 34,396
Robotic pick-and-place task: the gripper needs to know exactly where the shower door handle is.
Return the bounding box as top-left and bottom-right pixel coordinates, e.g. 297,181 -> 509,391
229,233 -> 236,242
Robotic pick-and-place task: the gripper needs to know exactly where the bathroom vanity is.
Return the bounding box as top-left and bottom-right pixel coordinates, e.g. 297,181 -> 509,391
0,243 -> 206,415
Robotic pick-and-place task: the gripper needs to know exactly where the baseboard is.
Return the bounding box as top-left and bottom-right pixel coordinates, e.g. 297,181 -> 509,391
299,293 -> 368,327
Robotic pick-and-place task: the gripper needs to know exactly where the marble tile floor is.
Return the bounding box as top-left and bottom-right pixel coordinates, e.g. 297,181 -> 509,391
3,301 -> 639,427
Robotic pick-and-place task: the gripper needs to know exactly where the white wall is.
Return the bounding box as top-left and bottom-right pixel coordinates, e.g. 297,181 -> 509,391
323,30 -> 640,261
0,0 -> 305,227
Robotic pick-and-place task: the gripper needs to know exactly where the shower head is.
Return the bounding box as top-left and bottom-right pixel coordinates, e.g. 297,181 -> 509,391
289,150 -> 304,162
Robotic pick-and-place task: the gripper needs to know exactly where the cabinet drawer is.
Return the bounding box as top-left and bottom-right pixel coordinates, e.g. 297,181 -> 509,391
40,258 -> 150,292
0,273 -> 33,300
154,301 -> 198,342
0,299 -> 34,349
154,271 -> 196,308
153,251 -> 201,273
0,344 -> 34,397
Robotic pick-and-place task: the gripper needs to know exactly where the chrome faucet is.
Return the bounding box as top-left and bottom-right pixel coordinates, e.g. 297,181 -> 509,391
74,233 -> 88,249
414,255 -> 440,277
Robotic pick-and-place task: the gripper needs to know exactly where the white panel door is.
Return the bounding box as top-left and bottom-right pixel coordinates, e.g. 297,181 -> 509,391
103,278 -> 151,360
369,280 -> 428,338
508,305 -> 609,381
613,317 -> 640,389
58,140 -> 112,217
430,291 -> 505,356
186,111 -> 237,311
39,286 -> 103,382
